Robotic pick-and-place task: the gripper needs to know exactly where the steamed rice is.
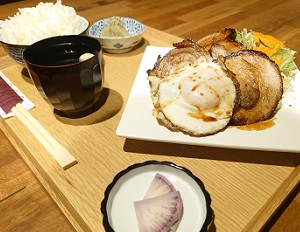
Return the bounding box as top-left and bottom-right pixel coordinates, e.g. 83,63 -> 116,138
0,0 -> 88,45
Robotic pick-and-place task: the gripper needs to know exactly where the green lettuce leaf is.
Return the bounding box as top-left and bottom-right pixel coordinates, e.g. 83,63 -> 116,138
271,47 -> 297,77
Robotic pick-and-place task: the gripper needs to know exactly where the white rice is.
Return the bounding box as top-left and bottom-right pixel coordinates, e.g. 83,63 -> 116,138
0,0 -> 88,45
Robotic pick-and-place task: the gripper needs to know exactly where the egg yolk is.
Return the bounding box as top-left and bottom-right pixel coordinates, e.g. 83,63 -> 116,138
180,67 -> 221,110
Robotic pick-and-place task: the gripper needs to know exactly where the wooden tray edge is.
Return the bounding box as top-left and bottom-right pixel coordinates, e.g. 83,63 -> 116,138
0,119 -> 92,232
242,166 -> 300,231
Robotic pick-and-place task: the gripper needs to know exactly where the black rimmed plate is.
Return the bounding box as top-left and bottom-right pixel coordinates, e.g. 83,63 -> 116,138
101,160 -> 213,232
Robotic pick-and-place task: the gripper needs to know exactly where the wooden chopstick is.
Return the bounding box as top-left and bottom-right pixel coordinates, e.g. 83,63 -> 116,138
11,103 -> 77,170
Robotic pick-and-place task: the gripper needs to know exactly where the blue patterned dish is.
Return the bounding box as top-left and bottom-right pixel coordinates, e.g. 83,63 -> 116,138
1,42 -> 28,65
88,17 -> 145,53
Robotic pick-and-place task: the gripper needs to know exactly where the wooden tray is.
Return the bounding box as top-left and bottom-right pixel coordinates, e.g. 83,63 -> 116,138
1,27 -> 299,232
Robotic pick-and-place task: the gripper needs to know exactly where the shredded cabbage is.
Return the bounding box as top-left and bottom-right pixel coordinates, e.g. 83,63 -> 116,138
235,28 -> 254,50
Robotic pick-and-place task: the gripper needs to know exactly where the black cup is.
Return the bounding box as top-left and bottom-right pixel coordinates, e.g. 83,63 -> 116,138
23,35 -> 104,118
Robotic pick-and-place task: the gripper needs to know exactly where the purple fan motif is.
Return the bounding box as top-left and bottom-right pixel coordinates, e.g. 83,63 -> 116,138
0,75 -> 22,114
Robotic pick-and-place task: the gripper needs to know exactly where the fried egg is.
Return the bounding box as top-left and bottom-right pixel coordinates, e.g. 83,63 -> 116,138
149,60 -> 237,136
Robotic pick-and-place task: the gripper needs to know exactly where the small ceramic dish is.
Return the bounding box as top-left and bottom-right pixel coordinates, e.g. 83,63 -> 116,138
101,160 -> 213,232
88,17 -> 145,54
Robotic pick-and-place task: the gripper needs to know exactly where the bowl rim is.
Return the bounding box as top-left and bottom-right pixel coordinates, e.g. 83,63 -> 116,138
0,41 -> 29,48
0,16 -> 89,46
88,17 -> 145,39
100,160 -> 213,232
22,35 -> 101,68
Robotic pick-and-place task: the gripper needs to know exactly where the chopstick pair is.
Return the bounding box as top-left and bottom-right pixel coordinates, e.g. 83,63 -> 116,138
12,103 -> 77,170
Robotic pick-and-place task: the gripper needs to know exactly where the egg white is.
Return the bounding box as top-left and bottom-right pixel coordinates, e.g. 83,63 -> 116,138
155,61 -> 236,136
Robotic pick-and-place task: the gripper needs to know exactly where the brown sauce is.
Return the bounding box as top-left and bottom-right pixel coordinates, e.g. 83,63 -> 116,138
234,117 -> 276,131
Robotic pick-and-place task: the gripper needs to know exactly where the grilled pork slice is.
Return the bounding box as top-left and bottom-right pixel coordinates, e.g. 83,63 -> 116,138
147,39 -> 211,79
209,41 -> 245,60
224,50 -> 283,125
197,28 -> 245,57
198,28 -> 236,48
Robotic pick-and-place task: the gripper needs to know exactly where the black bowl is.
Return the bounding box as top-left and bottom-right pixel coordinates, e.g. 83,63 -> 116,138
101,160 -> 213,232
23,35 -> 104,118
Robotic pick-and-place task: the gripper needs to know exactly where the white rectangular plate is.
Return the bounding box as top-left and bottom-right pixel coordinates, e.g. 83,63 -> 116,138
116,46 -> 300,153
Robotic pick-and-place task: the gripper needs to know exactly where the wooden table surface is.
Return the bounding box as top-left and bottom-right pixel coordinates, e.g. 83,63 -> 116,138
1,0 -> 299,231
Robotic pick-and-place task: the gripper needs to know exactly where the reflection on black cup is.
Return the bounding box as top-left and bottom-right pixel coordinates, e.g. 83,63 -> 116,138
23,35 -> 104,118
